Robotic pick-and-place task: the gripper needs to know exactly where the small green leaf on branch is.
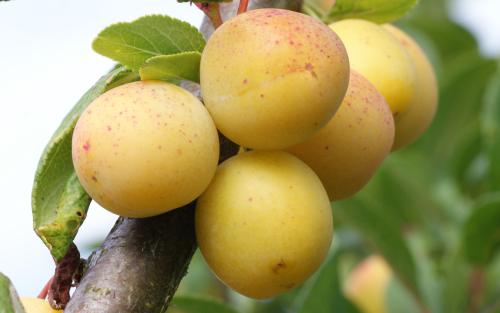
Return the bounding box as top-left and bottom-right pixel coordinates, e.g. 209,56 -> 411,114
325,0 -> 419,24
32,66 -> 138,262
139,51 -> 201,83
92,15 -> 205,70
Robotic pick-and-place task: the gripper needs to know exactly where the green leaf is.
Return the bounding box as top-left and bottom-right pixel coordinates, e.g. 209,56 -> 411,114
419,56 -> 496,176
298,252 -> 360,313
441,249 -> 470,313
32,66 -> 138,261
140,52 -> 201,83
325,0 -> 418,24
481,65 -> 500,191
406,232 -> 443,313
0,273 -> 26,313
104,68 -> 142,91
175,250 -> 225,297
170,296 -> 239,313
462,193 -> 500,266
334,198 -> 419,294
93,15 -> 205,70
401,3 -> 479,61
355,153 -> 436,228
386,278 -> 419,313
450,127 -> 487,197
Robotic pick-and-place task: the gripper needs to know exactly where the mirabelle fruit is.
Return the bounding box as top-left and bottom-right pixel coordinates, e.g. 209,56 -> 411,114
344,255 -> 393,313
383,25 -> 438,150
72,81 -> 219,218
196,151 -> 333,298
200,9 -> 349,149
21,297 -> 62,313
287,71 -> 394,201
330,19 -> 416,115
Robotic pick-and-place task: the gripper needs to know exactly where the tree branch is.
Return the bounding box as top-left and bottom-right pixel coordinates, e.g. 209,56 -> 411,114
65,1 -> 302,312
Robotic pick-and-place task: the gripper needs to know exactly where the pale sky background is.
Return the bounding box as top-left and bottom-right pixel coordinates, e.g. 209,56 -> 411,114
0,0 -> 498,297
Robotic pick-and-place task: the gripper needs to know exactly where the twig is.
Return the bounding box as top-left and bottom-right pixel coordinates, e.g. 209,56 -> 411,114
38,276 -> 54,299
195,2 -> 223,28
237,0 -> 249,14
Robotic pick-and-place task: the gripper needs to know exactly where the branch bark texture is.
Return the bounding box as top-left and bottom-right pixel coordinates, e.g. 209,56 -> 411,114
65,1 -> 302,312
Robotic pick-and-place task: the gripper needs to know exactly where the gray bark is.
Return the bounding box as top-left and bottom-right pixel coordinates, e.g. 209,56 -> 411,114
65,1 -> 302,312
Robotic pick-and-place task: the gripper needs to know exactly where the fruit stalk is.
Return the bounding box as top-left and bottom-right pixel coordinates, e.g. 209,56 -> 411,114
37,277 -> 53,300
195,3 -> 223,28
64,1 -> 302,313
237,0 -> 249,14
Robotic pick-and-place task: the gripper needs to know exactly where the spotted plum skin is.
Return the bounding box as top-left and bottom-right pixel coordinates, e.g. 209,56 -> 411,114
196,151 -> 333,299
384,25 -> 438,150
200,8 -> 350,150
330,19 -> 417,116
287,71 -> 395,201
72,81 -> 219,218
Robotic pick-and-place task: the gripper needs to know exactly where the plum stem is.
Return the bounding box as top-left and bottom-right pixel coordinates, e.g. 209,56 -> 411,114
237,0 -> 249,14
38,276 -> 54,299
195,2 -> 223,29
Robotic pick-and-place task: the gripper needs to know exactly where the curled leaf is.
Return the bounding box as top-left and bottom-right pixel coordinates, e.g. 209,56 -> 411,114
140,51 -> 202,83
32,66 -> 138,261
0,273 -> 26,313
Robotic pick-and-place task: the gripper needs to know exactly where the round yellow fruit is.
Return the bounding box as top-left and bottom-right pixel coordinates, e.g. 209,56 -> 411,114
287,71 -> 394,201
200,9 -> 349,149
383,25 -> 438,150
72,81 -> 219,218
196,151 -> 333,298
330,19 -> 416,115
344,255 -> 393,313
21,297 -> 62,313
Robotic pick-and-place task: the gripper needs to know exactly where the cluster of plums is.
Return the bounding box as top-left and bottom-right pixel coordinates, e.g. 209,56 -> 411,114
72,9 -> 437,299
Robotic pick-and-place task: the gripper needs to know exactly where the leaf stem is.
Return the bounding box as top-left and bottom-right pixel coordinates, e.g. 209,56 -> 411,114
237,0 -> 249,14
195,2 -> 223,29
38,276 -> 54,299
